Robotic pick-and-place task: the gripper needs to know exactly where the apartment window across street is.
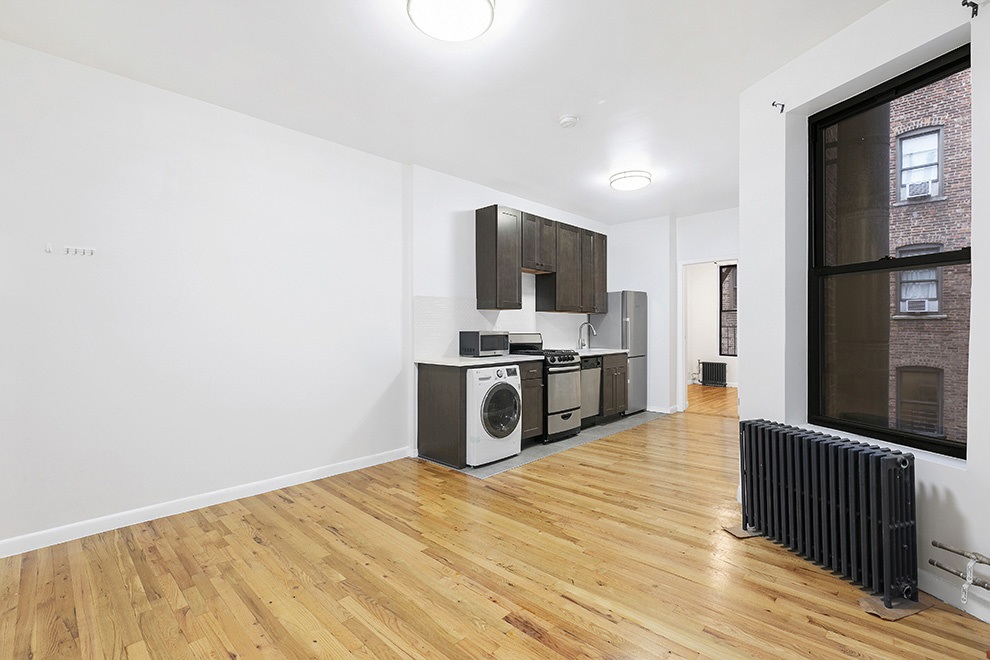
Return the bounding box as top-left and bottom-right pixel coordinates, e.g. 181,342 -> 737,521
897,244 -> 941,314
897,367 -> 943,437
808,45 -> 971,459
898,128 -> 942,200
720,264 -> 737,357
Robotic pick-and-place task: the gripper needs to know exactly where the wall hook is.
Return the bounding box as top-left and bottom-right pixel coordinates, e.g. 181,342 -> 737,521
962,0 -> 979,18
771,101 -> 785,114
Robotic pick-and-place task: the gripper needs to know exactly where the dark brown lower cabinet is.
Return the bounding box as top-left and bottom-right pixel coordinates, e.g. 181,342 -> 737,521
601,353 -> 628,417
521,368 -> 544,440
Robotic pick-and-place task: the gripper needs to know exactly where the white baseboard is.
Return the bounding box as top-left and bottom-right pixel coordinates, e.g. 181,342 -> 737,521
647,405 -> 681,414
0,446 -> 414,559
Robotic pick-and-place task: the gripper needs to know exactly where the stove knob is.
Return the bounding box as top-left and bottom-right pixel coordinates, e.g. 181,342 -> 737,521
548,356 -> 556,363
496,368 -> 504,378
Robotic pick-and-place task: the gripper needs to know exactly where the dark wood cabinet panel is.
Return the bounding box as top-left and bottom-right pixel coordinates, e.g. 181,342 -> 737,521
521,374 -> 544,440
581,230 -> 595,312
593,232 -> 608,314
521,213 -> 557,273
539,216 -> 557,272
601,353 -> 628,417
477,204 -> 606,314
417,365 -> 468,468
536,222 -> 582,312
580,230 -> 608,314
476,205 -> 522,310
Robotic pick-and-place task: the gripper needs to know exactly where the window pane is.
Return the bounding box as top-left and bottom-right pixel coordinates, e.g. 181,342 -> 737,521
821,264 -> 969,445
901,164 -> 937,184
901,133 -> 938,164
822,69 -> 970,267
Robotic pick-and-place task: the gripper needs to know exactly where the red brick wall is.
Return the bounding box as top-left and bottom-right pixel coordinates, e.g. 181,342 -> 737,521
887,68 -> 971,443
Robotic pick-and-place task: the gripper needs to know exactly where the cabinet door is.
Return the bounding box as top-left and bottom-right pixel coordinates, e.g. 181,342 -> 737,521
539,216 -> 557,271
521,212 -> 541,272
580,230 -> 595,313
521,376 -> 544,440
593,232 -> 608,313
615,365 -> 628,414
554,223 -> 583,312
600,367 -> 615,417
496,208 -> 522,308
476,205 -> 522,310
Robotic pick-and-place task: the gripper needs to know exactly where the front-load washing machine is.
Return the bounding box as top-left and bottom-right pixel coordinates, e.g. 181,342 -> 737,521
466,365 -> 522,466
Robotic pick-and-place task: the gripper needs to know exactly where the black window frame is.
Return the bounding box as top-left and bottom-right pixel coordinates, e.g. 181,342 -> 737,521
807,44 -> 970,459
719,264 -> 737,357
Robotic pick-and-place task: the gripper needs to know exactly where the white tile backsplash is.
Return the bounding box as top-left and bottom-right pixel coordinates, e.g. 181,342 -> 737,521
415,274 -> 589,359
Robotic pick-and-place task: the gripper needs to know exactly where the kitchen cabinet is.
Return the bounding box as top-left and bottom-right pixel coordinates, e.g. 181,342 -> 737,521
521,212 -> 557,273
520,363 -> 544,440
601,353 -> 628,417
580,230 -> 608,313
476,205 -> 522,310
535,222 -> 583,312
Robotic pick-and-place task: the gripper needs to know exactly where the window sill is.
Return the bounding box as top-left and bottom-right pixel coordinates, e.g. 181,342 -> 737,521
892,196 -> 948,207
891,314 -> 947,320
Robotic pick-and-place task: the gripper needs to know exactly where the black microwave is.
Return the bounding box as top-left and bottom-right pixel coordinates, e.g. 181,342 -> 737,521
459,331 -> 509,357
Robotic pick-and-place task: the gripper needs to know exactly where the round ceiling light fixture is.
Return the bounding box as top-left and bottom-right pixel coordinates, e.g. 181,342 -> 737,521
609,170 -> 652,191
407,0 -> 495,42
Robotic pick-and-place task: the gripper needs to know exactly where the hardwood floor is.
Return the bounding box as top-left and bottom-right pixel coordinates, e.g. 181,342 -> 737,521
686,383 -> 738,418
3,413 -> 990,658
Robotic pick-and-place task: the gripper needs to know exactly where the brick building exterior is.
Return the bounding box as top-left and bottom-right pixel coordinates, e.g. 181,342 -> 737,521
887,68 -> 971,443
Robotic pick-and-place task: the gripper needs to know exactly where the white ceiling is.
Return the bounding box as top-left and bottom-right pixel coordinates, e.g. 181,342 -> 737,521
0,0 -> 889,224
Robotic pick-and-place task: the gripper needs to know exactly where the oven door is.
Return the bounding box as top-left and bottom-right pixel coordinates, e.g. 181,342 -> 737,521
546,365 -> 581,414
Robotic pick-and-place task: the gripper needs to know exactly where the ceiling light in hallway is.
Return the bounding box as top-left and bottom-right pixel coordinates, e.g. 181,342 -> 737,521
609,170 -> 652,191
407,0 -> 495,42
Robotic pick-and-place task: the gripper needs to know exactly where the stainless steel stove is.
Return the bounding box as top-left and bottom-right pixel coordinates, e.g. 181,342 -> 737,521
509,333 -> 581,441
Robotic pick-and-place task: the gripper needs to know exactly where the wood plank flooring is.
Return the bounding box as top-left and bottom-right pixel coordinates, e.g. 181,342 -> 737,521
3,412 -> 990,658
686,383 -> 738,418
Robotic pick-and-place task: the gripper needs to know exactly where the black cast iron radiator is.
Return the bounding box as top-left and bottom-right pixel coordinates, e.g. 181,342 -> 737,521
700,361 -> 727,387
739,420 -> 918,608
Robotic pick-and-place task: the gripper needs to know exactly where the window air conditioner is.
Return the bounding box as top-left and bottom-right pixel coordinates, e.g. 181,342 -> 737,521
905,299 -> 938,313
907,180 -> 931,198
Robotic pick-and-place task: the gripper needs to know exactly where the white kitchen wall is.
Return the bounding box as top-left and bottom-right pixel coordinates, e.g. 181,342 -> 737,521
411,166 -> 608,356
606,216 -> 678,413
0,40 -> 412,555
740,1 -> 988,622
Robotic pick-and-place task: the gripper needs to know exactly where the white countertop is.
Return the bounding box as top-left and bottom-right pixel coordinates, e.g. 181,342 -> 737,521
415,355 -> 544,368
415,349 -> 626,367
575,348 -> 628,356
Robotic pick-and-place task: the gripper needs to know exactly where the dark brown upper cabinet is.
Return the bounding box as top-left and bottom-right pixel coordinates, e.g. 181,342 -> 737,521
476,205 -> 522,310
521,212 -> 557,273
583,230 -> 608,314
536,223 -> 582,312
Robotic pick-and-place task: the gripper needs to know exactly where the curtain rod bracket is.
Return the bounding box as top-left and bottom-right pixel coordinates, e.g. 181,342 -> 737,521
962,0 -> 979,18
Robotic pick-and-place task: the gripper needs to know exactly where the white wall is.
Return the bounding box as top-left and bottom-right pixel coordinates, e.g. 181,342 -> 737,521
0,40 -> 413,555
607,217 -> 678,413
411,166 -> 608,356
684,263 -> 738,387
739,0 -> 989,621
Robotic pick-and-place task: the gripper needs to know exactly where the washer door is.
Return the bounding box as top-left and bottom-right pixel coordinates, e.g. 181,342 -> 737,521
481,382 -> 521,438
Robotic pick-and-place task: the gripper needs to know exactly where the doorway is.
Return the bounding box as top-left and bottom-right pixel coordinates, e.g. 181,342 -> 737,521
681,261 -> 738,416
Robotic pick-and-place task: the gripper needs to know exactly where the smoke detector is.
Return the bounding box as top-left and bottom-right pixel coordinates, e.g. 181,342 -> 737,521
558,114 -> 580,129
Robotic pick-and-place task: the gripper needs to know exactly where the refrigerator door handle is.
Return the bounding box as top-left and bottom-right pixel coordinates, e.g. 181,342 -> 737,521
623,317 -> 631,350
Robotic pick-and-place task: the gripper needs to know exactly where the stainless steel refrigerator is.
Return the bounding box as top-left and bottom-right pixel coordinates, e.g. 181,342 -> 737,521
590,291 -> 647,414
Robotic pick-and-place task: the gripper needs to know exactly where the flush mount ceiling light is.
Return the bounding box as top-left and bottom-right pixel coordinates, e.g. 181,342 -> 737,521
609,170 -> 652,191
407,0 -> 495,42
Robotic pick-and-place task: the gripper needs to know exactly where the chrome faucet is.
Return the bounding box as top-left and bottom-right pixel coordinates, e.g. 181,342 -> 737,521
577,321 -> 597,349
